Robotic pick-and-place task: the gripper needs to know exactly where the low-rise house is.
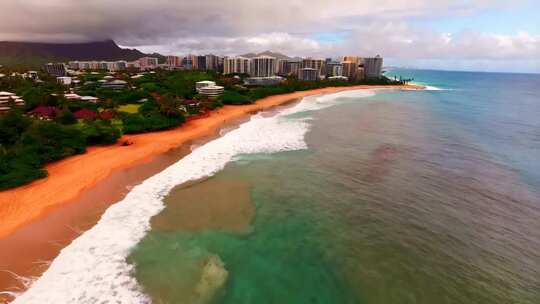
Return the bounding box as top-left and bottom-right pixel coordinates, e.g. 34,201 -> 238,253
198,85 -> 224,98
57,76 -> 72,85
0,91 -> 25,113
80,96 -> 99,103
243,76 -> 284,86
27,71 -> 39,80
196,81 -> 216,91
29,106 -> 59,120
99,109 -> 116,120
65,93 -> 82,100
101,80 -> 128,90
328,76 -> 348,81
74,109 -> 98,120
64,94 -> 99,103
183,99 -> 201,107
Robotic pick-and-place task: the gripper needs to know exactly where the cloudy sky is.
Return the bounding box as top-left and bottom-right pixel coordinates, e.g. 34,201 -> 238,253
1,0 -> 539,73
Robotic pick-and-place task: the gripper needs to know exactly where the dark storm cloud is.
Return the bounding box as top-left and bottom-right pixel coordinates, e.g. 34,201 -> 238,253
0,0 -> 538,72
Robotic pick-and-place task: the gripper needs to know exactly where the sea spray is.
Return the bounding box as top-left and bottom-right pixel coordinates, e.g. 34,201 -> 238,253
12,89 -> 375,303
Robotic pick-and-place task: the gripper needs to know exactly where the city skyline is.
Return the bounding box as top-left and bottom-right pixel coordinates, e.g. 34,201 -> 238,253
0,1 -> 538,74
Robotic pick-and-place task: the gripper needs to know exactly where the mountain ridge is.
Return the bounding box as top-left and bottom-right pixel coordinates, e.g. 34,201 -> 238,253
0,40 -> 159,68
239,51 -> 292,60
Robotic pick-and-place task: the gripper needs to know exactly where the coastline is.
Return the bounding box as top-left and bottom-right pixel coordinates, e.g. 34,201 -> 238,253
0,84 -> 421,301
0,84 -> 420,239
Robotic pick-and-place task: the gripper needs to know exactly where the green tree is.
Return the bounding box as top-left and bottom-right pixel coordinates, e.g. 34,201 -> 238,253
0,111 -> 32,146
56,109 -> 77,125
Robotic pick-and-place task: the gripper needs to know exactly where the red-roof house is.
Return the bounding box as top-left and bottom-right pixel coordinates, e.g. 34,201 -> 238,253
99,109 -> 116,120
29,106 -> 59,119
74,109 -> 98,120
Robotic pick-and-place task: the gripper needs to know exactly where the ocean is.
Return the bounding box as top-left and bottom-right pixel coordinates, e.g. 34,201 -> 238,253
13,70 -> 540,303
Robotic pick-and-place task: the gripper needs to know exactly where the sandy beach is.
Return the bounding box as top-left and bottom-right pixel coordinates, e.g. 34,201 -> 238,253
0,85 -> 415,238
0,84 -> 422,301
0,85 -> 421,239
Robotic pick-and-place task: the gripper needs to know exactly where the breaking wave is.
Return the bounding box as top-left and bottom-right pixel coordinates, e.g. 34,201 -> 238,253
12,89 -> 375,303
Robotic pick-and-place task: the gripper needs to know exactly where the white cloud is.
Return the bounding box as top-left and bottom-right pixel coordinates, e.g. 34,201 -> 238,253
0,0 -> 538,72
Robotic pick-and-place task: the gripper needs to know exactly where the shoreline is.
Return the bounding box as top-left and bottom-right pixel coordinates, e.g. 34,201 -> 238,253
0,84 -> 421,301
0,84 -> 421,239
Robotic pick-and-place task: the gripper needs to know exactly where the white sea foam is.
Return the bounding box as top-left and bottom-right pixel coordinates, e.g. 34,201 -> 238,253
424,85 -> 446,91
12,89 -> 375,304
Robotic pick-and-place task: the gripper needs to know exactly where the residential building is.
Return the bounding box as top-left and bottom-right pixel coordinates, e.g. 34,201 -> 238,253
194,55 -> 207,70
106,61 -> 127,71
342,61 -> 359,80
301,58 -> 325,76
223,57 -> 251,75
198,85 -> 224,98
166,56 -> 181,68
44,63 -> 67,76
243,76 -> 284,86
57,76 -> 72,85
0,91 -> 25,113
326,62 -> 343,77
276,59 -> 288,75
181,56 -> 194,69
27,71 -> 39,81
287,60 -> 302,76
29,106 -> 59,120
363,55 -> 383,78
298,68 -> 319,81
196,81 -> 217,92
251,56 -> 276,77
64,94 -> 99,103
68,61 -> 80,70
127,61 -> 140,69
205,54 -> 220,71
328,76 -> 348,81
101,79 -> 128,90
357,67 -> 365,80
138,57 -> 159,70
342,56 -> 361,65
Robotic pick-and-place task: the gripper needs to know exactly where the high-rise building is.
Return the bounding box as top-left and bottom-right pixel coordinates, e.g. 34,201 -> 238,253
181,56 -> 194,69
301,58 -> 325,76
193,55 -> 207,70
342,61 -> 358,80
205,54 -> 220,71
68,61 -> 80,70
342,56 -> 361,65
44,63 -> 67,76
326,62 -> 343,77
298,68 -> 319,81
357,67 -> 365,80
138,57 -> 159,70
166,56 -> 181,68
223,57 -> 251,75
363,55 -> 383,78
89,61 -> 101,70
276,59 -> 289,75
106,61 -> 127,71
250,56 -> 276,77
287,60 -> 302,76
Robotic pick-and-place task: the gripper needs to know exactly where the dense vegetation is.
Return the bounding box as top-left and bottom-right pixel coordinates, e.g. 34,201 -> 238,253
0,67 -> 401,190
0,111 -> 119,189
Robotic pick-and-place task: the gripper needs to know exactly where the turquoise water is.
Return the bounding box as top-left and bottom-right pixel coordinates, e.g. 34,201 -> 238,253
131,70 -> 540,303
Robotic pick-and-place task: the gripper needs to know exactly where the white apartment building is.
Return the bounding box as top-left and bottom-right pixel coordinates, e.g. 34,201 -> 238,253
363,55 -> 383,78
223,57 -> 252,75
251,56 -> 276,77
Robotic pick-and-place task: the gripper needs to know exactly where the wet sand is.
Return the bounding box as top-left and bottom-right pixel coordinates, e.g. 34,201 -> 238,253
0,84 -> 421,302
156,178 -> 254,233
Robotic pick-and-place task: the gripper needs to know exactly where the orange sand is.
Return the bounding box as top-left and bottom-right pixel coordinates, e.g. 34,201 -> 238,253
0,85 -> 421,238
